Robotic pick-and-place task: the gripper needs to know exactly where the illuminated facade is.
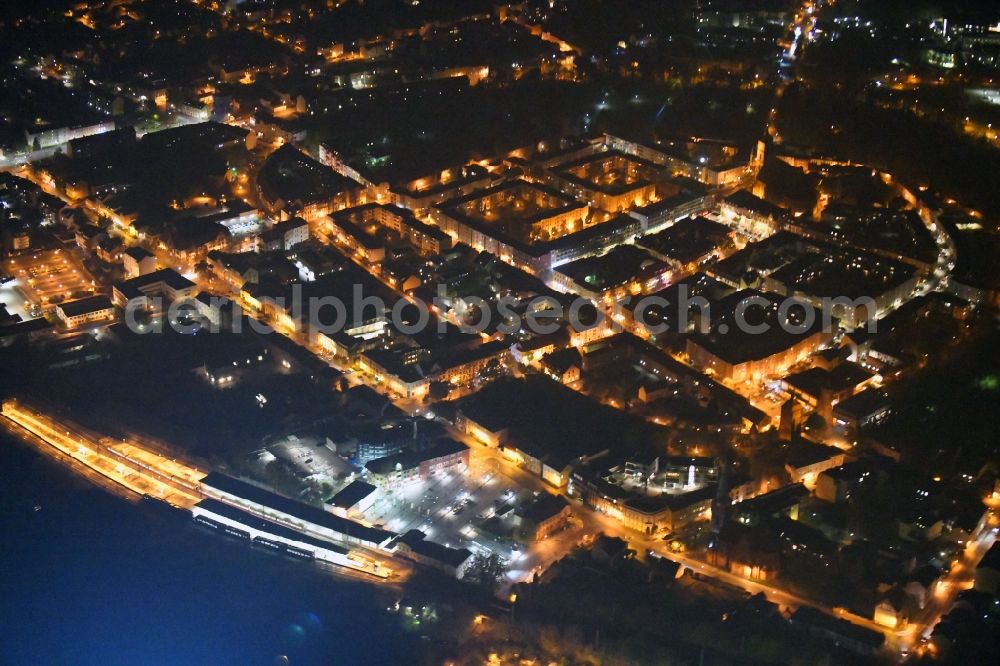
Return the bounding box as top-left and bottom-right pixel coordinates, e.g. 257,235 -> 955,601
548,151 -> 662,213
111,268 -> 197,310
192,499 -> 366,571
328,204 -> 450,257
570,469 -> 716,535
200,472 -> 396,551
55,295 -> 116,329
363,439 -> 469,489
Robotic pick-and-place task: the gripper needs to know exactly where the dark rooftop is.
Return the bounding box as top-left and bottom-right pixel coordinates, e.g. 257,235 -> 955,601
687,290 -> 827,365
723,190 -> 791,220
834,387 -> 891,420
364,438 -> 467,476
790,606 -> 885,649
624,483 -> 717,514
978,542 -> 1000,572
114,268 -> 196,301
393,529 -> 473,569
518,494 -> 569,524
556,244 -> 668,293
635,216 -> 733,265
196,498 -> 349,555
781,440 -> 844,469
257,144 -> 359,209
540,347 -> 583,376
783,363 -> 874,399
732,483 -> 809,519
56,295 -> 114,318
123,246 -> 155,262
455,376 -> 669,470
327,480 -> 378,510
201,472 -> 395,546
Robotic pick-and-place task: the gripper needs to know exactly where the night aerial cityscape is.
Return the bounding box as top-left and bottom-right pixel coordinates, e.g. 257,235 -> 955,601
2,1 -> 1000,665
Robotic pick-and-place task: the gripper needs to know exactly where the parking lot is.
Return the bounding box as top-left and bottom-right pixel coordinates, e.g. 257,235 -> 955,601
264,434 -> 355,484
5,249 -> 98,313
362,466 -> 531,564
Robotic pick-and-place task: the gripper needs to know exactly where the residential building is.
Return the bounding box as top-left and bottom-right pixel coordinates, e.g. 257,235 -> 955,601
55,295 -> 116,329
112,268 -> 197,310
515,494 -> 572,541
260,218 -> 310,251
121,247 -> 156,279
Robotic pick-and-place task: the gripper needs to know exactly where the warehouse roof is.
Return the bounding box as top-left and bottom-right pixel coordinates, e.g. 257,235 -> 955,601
201,472 -> 395,546
195,498 -> 349,555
